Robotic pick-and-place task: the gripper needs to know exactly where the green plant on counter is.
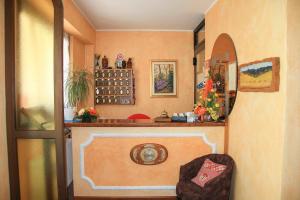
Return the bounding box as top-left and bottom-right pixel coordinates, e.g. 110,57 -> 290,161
65,69 -> 93,108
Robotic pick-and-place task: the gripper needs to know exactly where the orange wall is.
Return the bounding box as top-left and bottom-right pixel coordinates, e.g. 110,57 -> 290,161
70,36 -> 86,69
0,0 -> 10,198
63,0 -> 95,44
206,0 -> 287,199
281,0 -> 300,199
95,31 -> 194,118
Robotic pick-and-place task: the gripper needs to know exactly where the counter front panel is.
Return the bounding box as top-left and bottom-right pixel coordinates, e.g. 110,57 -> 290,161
71,126 -> 225,197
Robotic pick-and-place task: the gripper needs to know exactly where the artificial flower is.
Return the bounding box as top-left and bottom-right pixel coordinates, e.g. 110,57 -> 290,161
194,76 -> 221,121
78,108 -> 85,116
88,107 -> 97,115
194,106 -> 206,116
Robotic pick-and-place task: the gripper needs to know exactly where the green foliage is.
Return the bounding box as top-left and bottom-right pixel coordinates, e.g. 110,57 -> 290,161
65,69 -> 92,107
205,91 -> 220,121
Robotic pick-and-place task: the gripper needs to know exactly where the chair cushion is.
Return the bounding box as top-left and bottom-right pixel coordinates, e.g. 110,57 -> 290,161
191,158 -> 227,187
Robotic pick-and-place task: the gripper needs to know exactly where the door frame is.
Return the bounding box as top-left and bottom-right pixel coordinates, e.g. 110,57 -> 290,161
5,0 -> 67,199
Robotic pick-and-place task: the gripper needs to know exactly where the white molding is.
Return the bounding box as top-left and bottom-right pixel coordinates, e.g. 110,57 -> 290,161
96,29 -> 193,32
204,0 -> 219,15
80,132 -> 217,190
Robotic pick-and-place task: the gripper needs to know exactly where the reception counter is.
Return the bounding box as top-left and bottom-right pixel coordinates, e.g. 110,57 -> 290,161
65,119 -> 225,127
67,119 -> 226,198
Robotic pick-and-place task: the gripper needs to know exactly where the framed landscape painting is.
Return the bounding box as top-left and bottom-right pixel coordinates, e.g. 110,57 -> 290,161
238,57 -> 280,92
151,60 -> 177,97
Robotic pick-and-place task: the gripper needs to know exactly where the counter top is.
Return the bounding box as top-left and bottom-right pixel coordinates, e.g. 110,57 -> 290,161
64,119 -> 225,127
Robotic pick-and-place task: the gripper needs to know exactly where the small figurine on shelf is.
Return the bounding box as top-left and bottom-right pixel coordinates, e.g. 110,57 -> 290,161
102,56 -> 109,69
122,60 -> 127,68
127,58 -> 133,68
115,53 -> 124,69
94,54 -> 101,70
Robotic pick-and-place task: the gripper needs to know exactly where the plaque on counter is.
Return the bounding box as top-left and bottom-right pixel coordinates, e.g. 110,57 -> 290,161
130,143 -> 168,165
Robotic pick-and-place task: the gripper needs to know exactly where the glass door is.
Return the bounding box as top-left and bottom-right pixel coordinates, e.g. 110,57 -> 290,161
5,0 -> 66,199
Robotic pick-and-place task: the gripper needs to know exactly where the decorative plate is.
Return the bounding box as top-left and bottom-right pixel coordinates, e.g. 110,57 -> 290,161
130,143 -> 168,165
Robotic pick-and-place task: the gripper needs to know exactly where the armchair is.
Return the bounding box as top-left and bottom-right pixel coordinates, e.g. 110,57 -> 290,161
176,154 -> 234,200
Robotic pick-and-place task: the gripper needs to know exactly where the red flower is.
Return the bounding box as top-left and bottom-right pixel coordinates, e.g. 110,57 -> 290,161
88,107 -> 97,115
202,79 -> 213,100
194,106 -> 206,116
205,79 -> 213,92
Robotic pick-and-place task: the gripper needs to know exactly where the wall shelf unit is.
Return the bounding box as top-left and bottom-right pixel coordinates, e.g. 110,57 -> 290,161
95,69 -> 135,105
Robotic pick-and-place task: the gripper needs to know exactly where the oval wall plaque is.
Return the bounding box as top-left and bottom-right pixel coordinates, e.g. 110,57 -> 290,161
130,143 -> 168,165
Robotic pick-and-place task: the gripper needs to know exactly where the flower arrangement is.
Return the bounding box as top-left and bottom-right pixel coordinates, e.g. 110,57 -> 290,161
194,78 -> 220,121
74,107 -> 98,122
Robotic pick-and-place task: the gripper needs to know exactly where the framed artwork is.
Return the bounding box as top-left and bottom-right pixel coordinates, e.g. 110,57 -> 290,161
151,60 -> 177,97
238,57 -> 280,92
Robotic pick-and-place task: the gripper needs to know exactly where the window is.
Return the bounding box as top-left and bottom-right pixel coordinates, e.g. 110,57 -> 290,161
63,33 -> 70,107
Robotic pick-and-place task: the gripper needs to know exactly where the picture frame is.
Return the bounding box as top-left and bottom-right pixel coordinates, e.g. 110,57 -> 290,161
238,57 -> 280,92
150,60 -> 177,97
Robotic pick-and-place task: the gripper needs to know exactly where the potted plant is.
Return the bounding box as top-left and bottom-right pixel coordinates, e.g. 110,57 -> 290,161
64,69 -> 93,121
74,107 -> 98,122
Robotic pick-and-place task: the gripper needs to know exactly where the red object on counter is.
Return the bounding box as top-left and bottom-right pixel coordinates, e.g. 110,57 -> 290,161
128,113 -> 151,120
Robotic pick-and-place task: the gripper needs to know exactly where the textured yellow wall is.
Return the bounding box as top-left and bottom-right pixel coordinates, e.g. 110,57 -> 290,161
281,0 -> 300,199
70,36 -> 86,69
206,0 -> 287,199
95,31 -> 194,118
63,0 -> 96,44
0,0 -> 10,198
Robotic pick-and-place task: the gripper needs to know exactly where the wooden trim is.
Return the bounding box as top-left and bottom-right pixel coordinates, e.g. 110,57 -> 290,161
5,0 -> 20,198
65,119 -> 225,127
53,0 -> 67,199
75,196 -> 177,200
224,118 -> 229,154
238,57 -> 280,92
5,0 -> 67,199
15,130 -> 56,138
193,19 -> 205,48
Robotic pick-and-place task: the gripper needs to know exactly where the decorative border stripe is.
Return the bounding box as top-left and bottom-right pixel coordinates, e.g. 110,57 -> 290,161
80,132 -> 217,190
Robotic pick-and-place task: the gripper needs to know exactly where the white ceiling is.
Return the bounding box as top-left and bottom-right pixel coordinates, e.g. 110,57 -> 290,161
73,0 -> 217,31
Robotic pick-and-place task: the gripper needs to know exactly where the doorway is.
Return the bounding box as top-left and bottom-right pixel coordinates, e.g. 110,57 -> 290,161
5,0 -> 67,199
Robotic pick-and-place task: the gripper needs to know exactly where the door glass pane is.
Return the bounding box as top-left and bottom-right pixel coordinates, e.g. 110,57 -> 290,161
15,0 -> 55,130
17,139 -> 58,200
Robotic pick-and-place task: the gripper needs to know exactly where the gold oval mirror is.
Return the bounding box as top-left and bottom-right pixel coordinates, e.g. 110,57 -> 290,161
210,33 -> 238,118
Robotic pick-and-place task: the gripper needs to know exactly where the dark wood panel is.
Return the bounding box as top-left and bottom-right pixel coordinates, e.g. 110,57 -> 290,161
65,119 -> 225,128
53,0 -> 67,198
75,196 -> 177,200
5,0 -> 20,198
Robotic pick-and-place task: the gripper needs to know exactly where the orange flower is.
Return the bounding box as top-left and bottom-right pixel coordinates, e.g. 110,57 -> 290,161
88,107 -> 97,115
205,79 -> 213,93
194,106 -> 206,116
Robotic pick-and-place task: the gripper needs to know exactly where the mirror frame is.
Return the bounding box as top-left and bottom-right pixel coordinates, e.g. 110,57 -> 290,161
210,33 -> 238,117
